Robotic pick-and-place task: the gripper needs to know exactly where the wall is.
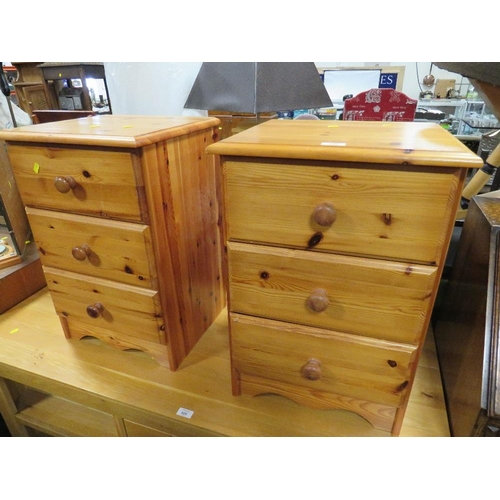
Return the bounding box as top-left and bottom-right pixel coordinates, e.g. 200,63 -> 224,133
104,62 -> 206,117
103,62 -> 470,116
315,62 -> 470,100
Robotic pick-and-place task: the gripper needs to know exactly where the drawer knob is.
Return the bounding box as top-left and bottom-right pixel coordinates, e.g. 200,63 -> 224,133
302,358 -> 322,381
307,288 -> 329,312
54,175 -> 77,193
86,302 -> 104,318
72,244 -> 92,261
312,202 -> 336,227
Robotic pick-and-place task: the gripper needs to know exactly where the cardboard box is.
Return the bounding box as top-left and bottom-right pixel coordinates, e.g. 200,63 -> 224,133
435,79 -> 456,98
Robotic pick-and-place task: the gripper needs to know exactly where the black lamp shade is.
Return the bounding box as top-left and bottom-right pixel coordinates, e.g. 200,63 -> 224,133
184,62 -> 332,113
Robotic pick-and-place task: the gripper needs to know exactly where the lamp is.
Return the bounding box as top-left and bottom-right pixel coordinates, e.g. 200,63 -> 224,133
184,62 -> 332,114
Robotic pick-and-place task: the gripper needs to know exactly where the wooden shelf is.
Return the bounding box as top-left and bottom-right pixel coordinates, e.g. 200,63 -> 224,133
15,387 -> 118,437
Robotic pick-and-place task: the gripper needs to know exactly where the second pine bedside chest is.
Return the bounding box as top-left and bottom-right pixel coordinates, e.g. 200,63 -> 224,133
0,115 -> 226,370
207,119 -> 482,435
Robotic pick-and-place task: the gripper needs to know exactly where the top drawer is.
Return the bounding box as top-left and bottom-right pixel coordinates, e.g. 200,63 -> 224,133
223,159 -> 463,265
7,145 -> 145,222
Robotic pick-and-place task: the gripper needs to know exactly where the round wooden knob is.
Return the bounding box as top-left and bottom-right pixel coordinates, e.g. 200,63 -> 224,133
306,288 -> 329,312
312,203 -> 336,227
72,244 -> 92,261
54,176 -> 77,193
302,358 -> 322,381
86,302 -> 104,318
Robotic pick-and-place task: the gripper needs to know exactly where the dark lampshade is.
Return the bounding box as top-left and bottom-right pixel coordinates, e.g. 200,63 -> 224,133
184,62 -> 332,113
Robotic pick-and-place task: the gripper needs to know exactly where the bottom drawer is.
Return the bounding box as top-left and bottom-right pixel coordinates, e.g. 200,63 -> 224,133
230,313 -> 417,411
44,267 -> 164,345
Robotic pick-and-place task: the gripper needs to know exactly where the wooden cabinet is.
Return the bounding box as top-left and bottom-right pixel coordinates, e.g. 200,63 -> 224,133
207,119 -> 482,435
0,140 -> 46,314
38,63 -> 111,114
434,194 -> 500,436
11,62 -> 56,115
0,115 -> 225,370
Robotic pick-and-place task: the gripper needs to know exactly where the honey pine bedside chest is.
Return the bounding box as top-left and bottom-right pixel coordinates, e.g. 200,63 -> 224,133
207,119 -> 482,436
0,115 -> 225,370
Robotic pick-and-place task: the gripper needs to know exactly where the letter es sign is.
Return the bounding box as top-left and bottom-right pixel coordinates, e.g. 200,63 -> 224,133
379,73 -> 398,89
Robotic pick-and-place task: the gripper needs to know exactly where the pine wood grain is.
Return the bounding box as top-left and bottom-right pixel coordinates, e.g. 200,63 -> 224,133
15,389 -> 119,437
140,127 -> 225,368
228,241 -> 436,344
0,115 -> 221,149
210,119 -> 477,435
0,289 -> 450,437
207,120 -> 484,167
223,159 -> 464,265
230,313 -> 417,430
44,267 -> 163,344
1,116 -> 225,370
26,207 -> 157,288
7,145 -> 146,222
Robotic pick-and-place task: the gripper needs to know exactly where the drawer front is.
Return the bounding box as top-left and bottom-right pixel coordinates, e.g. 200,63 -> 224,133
230,313 -> 417,407
124,420 -> 174,437
224,160 -> 461,264
228,242 -> 437,344
7,145 -> 145,221
44,267 -> 163,344
26,207 -> 156,289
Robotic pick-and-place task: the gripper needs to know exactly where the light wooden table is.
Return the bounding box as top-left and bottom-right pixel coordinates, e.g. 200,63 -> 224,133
0,288 -> 450,437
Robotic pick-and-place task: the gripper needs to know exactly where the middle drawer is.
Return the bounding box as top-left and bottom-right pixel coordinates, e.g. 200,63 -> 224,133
228,241 -> 437,344
26,207 -> 157,289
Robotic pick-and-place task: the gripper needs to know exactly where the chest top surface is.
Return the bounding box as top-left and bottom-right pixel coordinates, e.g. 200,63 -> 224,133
473,194 -> 500,227
206,119 -> 483,169
0,115 -> 220,149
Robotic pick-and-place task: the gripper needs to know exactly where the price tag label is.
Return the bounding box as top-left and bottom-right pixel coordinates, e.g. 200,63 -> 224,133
176,407 -> 194,419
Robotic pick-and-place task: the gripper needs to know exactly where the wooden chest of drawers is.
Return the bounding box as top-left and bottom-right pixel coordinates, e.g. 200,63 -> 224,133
434,194 -> 500,436
0,115 -> 226,370
207,119 -> 482,435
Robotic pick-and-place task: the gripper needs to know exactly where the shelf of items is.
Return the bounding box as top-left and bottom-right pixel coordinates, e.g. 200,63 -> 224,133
417,98 -> 467,120
456,100 -> 500,137
37,63 -> 112,115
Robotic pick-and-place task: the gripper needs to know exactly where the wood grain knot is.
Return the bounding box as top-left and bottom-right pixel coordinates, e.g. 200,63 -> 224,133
394,380 -> 409,393
308,232 -> 323,248
381,213 -> 392,225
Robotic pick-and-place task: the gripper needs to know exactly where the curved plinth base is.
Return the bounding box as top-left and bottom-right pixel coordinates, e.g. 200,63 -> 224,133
239,373 -> 398,434
59,315 -> 171,368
